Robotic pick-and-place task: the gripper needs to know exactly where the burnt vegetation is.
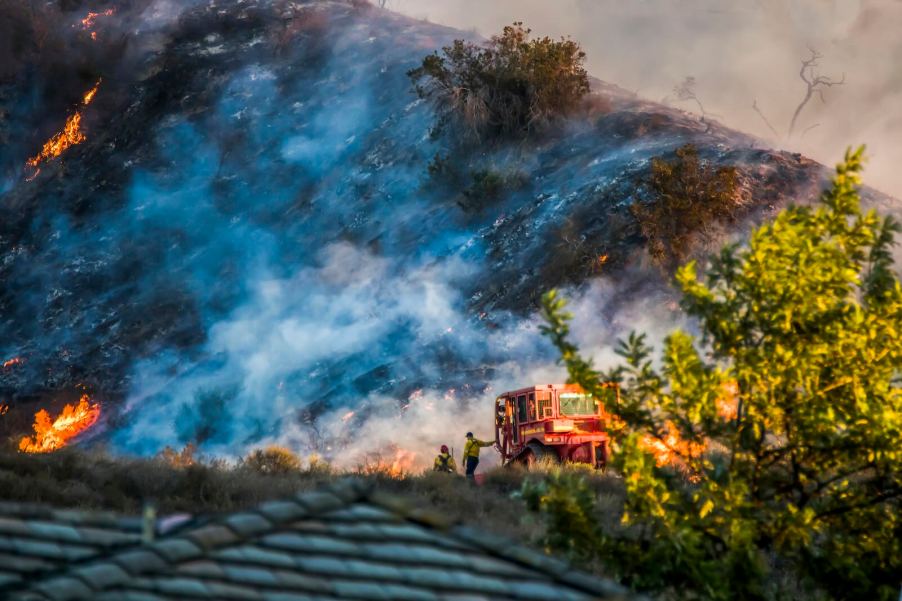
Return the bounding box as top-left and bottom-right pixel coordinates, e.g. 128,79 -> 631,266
631,143 -> 740,271
408,22 -> 590,140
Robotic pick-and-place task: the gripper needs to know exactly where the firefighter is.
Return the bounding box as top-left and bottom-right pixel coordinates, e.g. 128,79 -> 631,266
433,445 -> 457,473
463,432 -> 493,480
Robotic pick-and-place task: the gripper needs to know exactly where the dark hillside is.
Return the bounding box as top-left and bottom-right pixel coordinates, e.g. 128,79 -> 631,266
0,0 -> 896,461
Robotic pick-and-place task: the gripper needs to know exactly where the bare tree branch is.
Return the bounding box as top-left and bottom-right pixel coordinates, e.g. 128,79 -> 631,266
788,47 -> 845,139
673,76 -> 722,133
801,123 -> 821,138
752,99 -> 780,138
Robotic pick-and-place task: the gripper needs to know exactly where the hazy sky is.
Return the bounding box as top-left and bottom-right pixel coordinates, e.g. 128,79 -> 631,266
391,0 -> 902,199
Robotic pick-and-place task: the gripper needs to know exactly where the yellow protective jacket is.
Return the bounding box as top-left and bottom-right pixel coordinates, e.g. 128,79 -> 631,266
463,437 -> 493,459
433,453 -> 457,473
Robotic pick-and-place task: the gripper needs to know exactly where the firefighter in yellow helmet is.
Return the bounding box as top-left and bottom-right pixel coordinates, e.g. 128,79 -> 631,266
433,445 -> 457,473
463,432 -> 493,480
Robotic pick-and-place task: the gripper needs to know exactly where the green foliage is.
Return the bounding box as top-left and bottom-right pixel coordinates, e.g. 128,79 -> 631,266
542,146 -> 902,599
519,469 -> 601,562
408,22 -> 590,139
631,144 -> 740,271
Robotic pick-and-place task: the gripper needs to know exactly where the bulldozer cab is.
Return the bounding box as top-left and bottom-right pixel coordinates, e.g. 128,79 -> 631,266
494,384 -> 616,467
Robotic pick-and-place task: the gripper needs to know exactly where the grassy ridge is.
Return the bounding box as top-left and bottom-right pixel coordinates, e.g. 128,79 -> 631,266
0,447 -> 625,558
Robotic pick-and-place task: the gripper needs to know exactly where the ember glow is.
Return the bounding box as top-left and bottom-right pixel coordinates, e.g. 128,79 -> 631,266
18,394 -> 102,453
2,357 -> 23,369
80,9 -> 114,39
25,80 -> 101,172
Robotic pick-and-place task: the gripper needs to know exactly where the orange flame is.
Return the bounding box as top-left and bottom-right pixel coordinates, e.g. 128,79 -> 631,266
638,381 -> 740,475
639,421 -> 706,469
18,395 -> 101,453
2,357 -> 23,369
80,9 -> 114,31
386,448 -> 417,477
26,80 -> 101,171
360,447 -> 417,477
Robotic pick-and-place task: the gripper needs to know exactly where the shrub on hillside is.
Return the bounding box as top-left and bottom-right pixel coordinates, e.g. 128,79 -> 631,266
631,143 -> 739,271
241,445 -> 302,474
408,22 -> 590,140
542,147 -> 902,599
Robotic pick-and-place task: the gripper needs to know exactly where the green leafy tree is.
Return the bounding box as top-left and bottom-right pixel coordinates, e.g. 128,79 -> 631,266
542,147 -> 902,599
408,22 -> 590,139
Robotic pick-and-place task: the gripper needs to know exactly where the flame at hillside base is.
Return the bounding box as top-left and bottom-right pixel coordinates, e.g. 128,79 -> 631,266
2,357 -> 23,369
19,395 -> 101,454
637,382 -> 739,472
25,81 -> 101,171
358,447 -> 418,477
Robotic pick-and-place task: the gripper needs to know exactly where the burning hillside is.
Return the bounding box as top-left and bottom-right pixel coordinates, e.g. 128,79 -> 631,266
0,0 -> 897,463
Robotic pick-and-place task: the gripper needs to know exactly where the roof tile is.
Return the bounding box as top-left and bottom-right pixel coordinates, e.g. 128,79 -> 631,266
154,576 -> 212,597
293,492 -> 345,514
97,590 -> 165,601
267,569 -> 332,593
0,570 -> 21,586
327,523 -> 384,540
97,591 -> 165,601
177,559 -> 226,578
260,591 -> 316,601
76,563 -> 131,590
319,505 -> 396,523
76,526 -> 139,547
151,538 -> 202,562
262,532 -> 358,555
294,555 -> 348,576
257,501 -> 307,523
222,564 -> 281,586
204,581 -> 264,600
0,551 -> 54,573
381,584 -> 439,601
373,524 -> 439,544
343,559 -> 404,581
332,580 -> 392,599
26,522 -> 82,544
111,549 -> 169,575
215,545 -> 295,569
224,513 -> 273,537
508,580 -> 591,600
4,538 -> 64,560
33,576 -> 95,601
186,524 -> 237,550
0,517 -> 30,536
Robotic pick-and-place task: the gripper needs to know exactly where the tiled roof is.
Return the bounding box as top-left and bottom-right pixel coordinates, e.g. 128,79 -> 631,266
2,479 -> 636,601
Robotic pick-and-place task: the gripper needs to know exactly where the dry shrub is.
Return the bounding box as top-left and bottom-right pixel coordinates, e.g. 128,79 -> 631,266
631,143 -> 739,271
158,443 -> 198,468
241,445 -> 303,474
409,22 -> 590,140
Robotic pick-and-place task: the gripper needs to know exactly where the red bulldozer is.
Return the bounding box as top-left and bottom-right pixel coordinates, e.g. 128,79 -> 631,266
493,383 -> 618,469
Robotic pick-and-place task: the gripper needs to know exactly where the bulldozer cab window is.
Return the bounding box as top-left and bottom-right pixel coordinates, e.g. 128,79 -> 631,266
516,395 -> 528,423
559,392 -> 599,416
538,394 -> 553,419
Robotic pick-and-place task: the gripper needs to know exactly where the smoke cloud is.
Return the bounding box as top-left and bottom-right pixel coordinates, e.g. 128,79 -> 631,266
392,0 -> 902,199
